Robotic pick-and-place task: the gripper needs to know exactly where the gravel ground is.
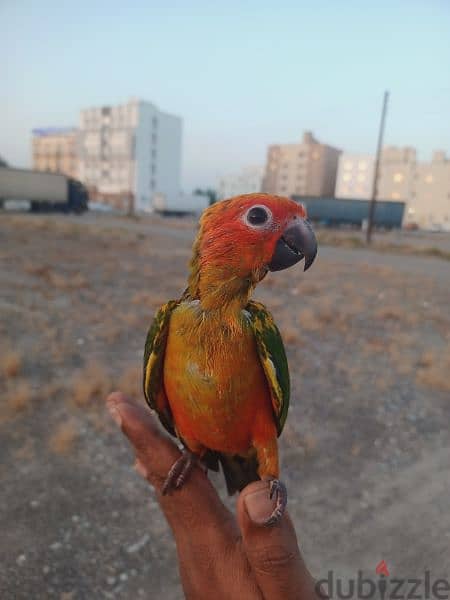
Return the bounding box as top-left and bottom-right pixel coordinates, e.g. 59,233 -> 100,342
0,212 -> 449,599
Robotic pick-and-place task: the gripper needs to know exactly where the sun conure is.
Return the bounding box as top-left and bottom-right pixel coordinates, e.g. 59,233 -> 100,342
143,193 -> 317,525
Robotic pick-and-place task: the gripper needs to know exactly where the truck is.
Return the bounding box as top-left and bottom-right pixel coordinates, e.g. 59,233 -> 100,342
0,167 -> 88,214
152,191 -> 209,216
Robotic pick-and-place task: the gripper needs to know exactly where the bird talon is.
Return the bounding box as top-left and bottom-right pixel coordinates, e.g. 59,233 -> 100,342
264,479 -> 287,526
162,450 -> 197,495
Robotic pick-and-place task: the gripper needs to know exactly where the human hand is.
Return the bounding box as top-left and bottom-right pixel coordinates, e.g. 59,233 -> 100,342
107,392 -> 321,599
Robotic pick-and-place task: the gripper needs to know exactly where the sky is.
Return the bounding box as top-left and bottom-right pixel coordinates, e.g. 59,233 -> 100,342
1,0 -> 450,190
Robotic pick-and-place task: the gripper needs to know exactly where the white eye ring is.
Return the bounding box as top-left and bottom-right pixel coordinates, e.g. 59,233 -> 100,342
243,204 -> 273,228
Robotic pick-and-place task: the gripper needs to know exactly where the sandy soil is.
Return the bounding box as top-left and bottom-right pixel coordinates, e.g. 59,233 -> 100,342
0,212 -> 449,599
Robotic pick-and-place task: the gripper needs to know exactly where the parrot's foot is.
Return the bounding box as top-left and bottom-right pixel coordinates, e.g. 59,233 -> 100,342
264,479 -> 288,526
162,450 -> 198,495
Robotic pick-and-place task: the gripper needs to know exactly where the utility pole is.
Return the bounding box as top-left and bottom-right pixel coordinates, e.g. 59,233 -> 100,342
366,90 -> 389,244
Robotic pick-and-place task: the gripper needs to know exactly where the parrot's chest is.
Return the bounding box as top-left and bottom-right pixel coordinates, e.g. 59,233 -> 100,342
163,302 -> 272,453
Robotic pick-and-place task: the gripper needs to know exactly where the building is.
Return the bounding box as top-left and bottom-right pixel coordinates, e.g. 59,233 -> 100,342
335,153 -> 375,199
217,165 -> 264,200
336,146 -> 450,229
409,151 -> 450,230
78,98 -> 182,212
377,146 -> 416,203
32,127 -> 78,179
262,131 -> 341,197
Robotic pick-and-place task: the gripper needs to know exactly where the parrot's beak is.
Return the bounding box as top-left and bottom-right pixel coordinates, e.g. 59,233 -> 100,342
268,218 -> 318,272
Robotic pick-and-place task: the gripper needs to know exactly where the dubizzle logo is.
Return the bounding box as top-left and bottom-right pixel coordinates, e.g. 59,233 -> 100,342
315,560 -> 450,599
376,560 -> 390,577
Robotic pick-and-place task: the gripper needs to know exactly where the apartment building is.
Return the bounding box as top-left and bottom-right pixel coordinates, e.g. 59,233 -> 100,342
78,98 -> 182,212
32,127 -> 78,179
377,146 -> 417,203
217,165 -> 264,200
262,131 -> 341,197
409,151 -> 450,229
335,147 -> 450,229
335,153 -> 375,199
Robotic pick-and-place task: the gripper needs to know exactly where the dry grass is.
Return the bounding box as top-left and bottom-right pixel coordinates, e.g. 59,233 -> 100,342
72,362 -> 112,408
316,229 -> 450,261
375,306 -> 403,321
25,264 -> 89,290
117,365 -> 142,399
1,350 -> 22,378
49,420 -> 79,454
416,347 -> 450,393
3,380 -> 33,415
280,325 -> 300,345
299,433 -> 318,455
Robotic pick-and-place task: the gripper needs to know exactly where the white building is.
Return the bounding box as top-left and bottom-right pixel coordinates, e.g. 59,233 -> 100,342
78,98 -> 182,212
335,153 -> 375,199
217,165 -> 264,200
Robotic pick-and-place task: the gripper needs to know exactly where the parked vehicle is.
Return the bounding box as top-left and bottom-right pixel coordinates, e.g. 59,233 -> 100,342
0,167 -> 88,213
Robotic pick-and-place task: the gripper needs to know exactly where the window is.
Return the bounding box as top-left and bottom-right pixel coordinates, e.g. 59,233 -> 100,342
152,149 -> 157,159
391,192 -> 401,199
343,173 -> 351,182
152,116 -> 158,129
150,179 -> 156,190
358,161 -> 367,171
343,161 -> 353,170
312,150 -> 320,160
357,174 -> 366,183
393,173 -> 404,183
152,133 -> 157,144
424,174 -> 433,183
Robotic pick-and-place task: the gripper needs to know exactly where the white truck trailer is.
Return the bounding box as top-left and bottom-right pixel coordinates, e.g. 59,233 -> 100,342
152,191 -> 210,215
0,167 -> 88,213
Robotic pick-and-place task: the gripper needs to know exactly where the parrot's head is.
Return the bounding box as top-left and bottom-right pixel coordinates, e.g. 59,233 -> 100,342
189,193 -> 317,309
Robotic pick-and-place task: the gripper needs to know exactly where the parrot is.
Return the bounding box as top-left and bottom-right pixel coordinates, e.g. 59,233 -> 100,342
143,193 -> 317,525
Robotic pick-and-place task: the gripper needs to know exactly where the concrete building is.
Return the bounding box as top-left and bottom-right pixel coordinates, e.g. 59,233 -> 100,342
32,127 -> 78,180
262,131 -> 341,197
217,165 -> 264,200
377,146 -> 416,203
335,146 -> 450,230
335,153 -> 375,199
409,151 -> 450,230
78,98 -> 182,212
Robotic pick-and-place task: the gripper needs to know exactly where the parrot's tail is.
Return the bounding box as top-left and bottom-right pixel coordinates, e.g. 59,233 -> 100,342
217,453 -> 260,495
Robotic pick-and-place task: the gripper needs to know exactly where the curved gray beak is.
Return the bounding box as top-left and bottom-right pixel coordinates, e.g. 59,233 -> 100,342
268,218 -> 318,272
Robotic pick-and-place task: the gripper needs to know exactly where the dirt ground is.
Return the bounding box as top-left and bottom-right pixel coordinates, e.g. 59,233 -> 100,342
0,212 -> 449,599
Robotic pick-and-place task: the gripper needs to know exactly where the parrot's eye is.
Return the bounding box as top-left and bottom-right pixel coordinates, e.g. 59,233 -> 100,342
245,205 -> 272,227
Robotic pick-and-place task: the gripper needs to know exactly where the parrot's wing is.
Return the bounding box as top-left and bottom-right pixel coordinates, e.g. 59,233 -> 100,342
143,300 -> 179,437
246,300 -> 290,436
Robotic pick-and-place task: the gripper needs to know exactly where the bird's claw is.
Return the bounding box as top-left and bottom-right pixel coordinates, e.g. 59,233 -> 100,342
162,450 -> 198,495
264,479 -> 288,526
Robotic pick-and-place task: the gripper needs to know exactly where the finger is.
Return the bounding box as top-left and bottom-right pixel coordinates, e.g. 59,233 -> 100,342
106,392 -> 237,539
237,480 -> 319,599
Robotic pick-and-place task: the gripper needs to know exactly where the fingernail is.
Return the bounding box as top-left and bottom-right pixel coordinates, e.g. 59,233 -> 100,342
244,485 -> 276,525
134,459 -> 148,480
107,401 -> 122,428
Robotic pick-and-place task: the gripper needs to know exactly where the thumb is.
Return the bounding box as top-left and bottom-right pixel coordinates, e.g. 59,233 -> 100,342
237,480 -> 319,599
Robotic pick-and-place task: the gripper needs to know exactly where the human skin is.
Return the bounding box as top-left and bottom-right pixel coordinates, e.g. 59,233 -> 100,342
107,392 -> 323,599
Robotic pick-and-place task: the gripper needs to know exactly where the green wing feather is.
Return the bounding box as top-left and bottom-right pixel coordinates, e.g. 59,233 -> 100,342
143,300 -> 179,436
246,300 -> 290,436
